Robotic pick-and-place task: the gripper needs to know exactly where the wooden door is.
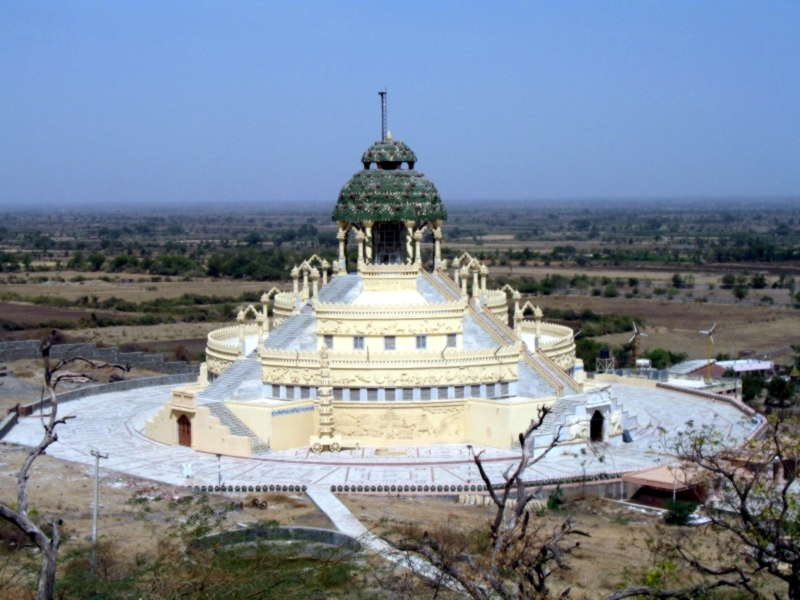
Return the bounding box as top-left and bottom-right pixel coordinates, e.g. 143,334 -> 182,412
178,415 -> 192,447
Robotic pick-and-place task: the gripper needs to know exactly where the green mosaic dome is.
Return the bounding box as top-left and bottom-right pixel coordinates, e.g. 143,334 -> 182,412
361,140 -> 417,166
332,141 -> 447,223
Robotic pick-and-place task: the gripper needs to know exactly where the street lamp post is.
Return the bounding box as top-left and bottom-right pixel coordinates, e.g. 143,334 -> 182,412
90,448 -> 108,576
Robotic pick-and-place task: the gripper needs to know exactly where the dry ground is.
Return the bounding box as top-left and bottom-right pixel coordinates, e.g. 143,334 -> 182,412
0,444 -> 786,598
0,301 -> 119,327
530,293 -> 799,358
0,273 -> 287,304
0,443 -> 332,598
0,360 -> 176,413
342,492 -> 782,597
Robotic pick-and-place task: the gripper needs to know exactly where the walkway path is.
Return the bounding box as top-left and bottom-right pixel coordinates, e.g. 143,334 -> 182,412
305,485 -> 443,578
2,384 -> 758,490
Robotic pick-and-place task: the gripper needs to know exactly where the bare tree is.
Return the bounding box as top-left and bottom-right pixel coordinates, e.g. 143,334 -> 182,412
388,406 -> 755,600
389,407 -> 585,598
646,413 -> 800,599
0,331 -> 129,600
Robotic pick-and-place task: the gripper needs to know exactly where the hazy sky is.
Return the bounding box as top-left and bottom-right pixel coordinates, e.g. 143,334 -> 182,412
1,1 -> 798,209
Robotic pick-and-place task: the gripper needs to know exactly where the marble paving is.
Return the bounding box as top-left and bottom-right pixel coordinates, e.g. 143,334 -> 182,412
2,384 -> 761,490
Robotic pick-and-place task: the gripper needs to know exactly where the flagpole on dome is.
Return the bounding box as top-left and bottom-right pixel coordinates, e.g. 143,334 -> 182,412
379,89 -> 387,142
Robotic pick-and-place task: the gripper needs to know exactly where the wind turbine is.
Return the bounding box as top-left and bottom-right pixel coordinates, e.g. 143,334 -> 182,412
699,323 -> 716,383
629,322 -> 647,373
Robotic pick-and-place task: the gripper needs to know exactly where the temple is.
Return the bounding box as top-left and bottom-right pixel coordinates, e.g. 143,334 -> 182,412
145,115 -> 636,457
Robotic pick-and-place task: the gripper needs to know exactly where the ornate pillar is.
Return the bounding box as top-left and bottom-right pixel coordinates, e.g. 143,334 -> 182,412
311,346 -> 341,453
321,259 -> 329,286
356,230 -> 365,269
512,291 -> 522,330
452,259 -> 460,285
460,266 -> 469,297
331,261 -> 340,279
413,230 -> 423,267
301,266 -> 309,301
480,264 -> 488,295
363,220 -> 374,264
310,267 -> 319,298
291,266 -> 300,299
336,221 -> 348,272
236,310 -> 245,356
256,313 -> 265,355
260,293 -> 271,333
472,268 -> 479,299
534,306 -> 543,349
404,221 -> 415,265
432,220 -> 442,269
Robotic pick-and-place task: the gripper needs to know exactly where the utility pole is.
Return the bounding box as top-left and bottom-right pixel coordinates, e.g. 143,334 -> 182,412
90,448 -> 108,576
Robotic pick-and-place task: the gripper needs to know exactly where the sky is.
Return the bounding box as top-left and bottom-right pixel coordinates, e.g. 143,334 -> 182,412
1,1 -> 799,209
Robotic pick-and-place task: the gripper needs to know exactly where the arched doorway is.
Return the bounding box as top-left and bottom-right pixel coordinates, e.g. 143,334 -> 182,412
178,415 -> 192,447
590,410 -> 604,442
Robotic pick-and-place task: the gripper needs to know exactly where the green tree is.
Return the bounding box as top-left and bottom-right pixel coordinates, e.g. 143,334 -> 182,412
87,252 -> 106,271
733,286 -> 748,301
750,272 -> 768,289
765,377 -> 796,408
741,373 -> 764,401
645,348 -> 672,370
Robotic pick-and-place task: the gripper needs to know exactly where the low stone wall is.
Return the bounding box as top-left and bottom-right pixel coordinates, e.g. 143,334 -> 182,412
0,412 -> 18,440
198,525 -> 362,553
7,372 -> 199,420
0,340 -> 198,375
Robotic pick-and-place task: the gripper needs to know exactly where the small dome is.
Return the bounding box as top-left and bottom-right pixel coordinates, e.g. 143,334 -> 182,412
333,168 -> 446,222
361,140 -> 417,166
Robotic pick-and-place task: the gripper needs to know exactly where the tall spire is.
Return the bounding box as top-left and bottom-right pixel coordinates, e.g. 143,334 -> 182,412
378,89 -> 387,141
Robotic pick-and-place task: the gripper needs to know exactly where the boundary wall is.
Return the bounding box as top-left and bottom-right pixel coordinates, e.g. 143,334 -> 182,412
0,340 -> 198,375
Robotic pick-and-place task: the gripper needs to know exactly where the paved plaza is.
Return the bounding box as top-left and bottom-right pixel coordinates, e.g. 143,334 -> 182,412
3,384 -> 760,490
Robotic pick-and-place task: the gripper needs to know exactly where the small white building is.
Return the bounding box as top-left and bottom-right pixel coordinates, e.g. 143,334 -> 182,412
715,359 -> 775,377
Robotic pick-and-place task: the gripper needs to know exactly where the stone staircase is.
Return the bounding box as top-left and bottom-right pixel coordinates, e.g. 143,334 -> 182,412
207,401 -> 270,455
264,305 -> 316,350
538,395 -> 587,436
417,275 -> 448,303
525,351 -> 572,391
196,356 -> 262,403
517,358 -> 561,399
462,314 -> 500,350
317,273 -> 362,304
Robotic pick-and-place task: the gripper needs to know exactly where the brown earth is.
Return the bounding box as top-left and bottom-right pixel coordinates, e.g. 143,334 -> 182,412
340,492 -> 782,596
0,301 -> 119,326
530,293 -> 799,358
0,273 -> 287,304
0,443 -> 786,597
0,443 -> 332,597
0,359 -> 177,413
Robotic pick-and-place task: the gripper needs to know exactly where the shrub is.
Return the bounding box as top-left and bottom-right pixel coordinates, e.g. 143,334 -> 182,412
547,484 -> 564,510
663,499 -> 697,525
602,283 -> 618,298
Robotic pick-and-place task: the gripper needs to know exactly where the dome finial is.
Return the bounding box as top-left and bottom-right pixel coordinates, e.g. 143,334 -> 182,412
378,89 -> 387,141
386,130 -> 392,141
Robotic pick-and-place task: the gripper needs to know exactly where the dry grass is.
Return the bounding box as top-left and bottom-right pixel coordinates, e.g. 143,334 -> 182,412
0,445 -> 332,574
0,273 -> 286,303
531,293 -> 799,358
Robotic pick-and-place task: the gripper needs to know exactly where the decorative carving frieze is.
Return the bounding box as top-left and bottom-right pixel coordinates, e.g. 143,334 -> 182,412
317,318 -> 459,336
334,405 -> 463,440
